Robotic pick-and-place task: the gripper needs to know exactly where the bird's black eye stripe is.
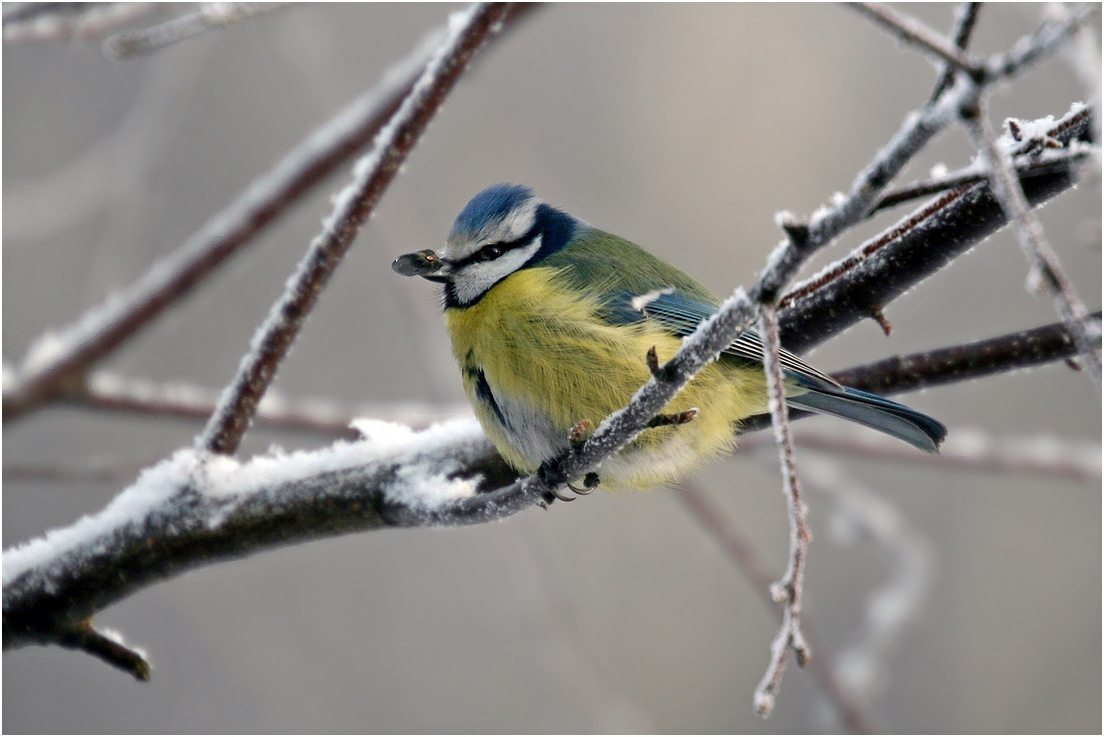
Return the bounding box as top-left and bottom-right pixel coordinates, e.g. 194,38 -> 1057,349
449,220 -> 542,270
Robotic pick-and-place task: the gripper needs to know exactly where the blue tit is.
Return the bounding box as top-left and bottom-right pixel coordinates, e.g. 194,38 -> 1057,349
393,184 -> 946,491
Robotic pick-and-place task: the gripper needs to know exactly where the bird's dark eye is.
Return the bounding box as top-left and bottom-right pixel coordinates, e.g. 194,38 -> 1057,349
477,244 -> 504,261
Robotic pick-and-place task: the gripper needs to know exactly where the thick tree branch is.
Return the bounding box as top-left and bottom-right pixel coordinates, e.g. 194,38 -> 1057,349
4,7 -> 1097,691
778,106 -> 1093,354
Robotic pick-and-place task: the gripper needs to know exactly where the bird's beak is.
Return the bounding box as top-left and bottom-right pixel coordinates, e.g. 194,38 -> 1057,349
392,249 -> 445,279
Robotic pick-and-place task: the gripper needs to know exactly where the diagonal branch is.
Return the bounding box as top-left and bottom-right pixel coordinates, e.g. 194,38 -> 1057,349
1,3 -> 536,425
197,2 -> 516,456
848,2 -> 984,78
778,106 -> 1093,354
959,99 -> 1102,388
102,2 -> 292,59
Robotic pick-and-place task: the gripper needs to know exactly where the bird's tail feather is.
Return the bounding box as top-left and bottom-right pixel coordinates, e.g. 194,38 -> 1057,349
787,386 -> 947,453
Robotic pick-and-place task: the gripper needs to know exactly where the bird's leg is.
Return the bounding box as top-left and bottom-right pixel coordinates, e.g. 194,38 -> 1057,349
536,456 -> 576,502
536,420 -> 602,502
648,408 -> 698,428
566,420 -> 599,494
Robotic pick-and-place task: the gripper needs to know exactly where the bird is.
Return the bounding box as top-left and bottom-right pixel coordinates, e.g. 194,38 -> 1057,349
392,184 -> 946,496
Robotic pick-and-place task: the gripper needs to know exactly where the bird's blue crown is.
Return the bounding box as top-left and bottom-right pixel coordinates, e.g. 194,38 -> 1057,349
449,183 -> 535,240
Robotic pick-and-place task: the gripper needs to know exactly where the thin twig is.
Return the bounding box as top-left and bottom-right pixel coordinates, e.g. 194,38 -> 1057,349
848,3 -> 984,78
673,483 -> 878,734
867,147 -> 1094,216
983,3 -> 1100,82
57,623 -> 151,682
777,106 -> 1093,354
2,2 -> 159,43
785,458 -> 932,723
928,2 -> 982,104
830,312 -> 1102,394
78,371 -> 463,436
960,98 -> 1102,388
1,4 -> 536,425
752,303 -> 812,718
102,2 -> 291,59
198,2 -> 516,456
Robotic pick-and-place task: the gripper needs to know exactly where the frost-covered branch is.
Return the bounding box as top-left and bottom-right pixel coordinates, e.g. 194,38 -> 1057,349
752,305 -> 811,719
796,458 -> 933,725
927,2 -> 981,104
752,1 -> 1084,307
2,419 -> 525,661
868,146 -> 1095,217
198,2 -> 516,456
778,105 -> 1092,354
830,312 -> 1102,395
2,3 -> 535,425
77,372 -> 464,437
102,2 -> 291,60
849,3 -> 984,77
2,2 -> 159,44
673,482 -> 878,735
960,99 -> 1102,388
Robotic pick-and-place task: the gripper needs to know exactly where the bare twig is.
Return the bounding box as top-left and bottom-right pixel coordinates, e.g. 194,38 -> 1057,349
849,3 -> 984,78
79,371 -> 465,436
831,312 -> 1102,394
791,457 -> 932,722
2,4 -> 536,424
198,2 -> 516,456
867,146 -> 1094,216
983,3 -> 1100,82
2,2 -> 159,43
778,106 -> 1093,354
58,623 -> 151,682
673,483 -> 878,734
960,99 -> 1102,388
753,304 -> 812,718
102,2 -> 291,59
928,3 -> 982,104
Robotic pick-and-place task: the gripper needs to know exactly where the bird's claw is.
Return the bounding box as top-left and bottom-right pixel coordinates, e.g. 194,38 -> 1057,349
537,459 -> 600,503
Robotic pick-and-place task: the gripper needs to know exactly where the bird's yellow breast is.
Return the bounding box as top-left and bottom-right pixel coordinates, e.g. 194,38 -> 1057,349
445,267 -> 770,489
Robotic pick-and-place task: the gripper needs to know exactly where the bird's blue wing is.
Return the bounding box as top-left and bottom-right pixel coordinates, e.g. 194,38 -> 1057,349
600,289 -> 842,393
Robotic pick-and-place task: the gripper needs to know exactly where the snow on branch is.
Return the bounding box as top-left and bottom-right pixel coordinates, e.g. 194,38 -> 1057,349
960,99 -> 1102,387
2,418 -> 525,667
197,2 -> 515,456
778,105 -> 1093,355
3,5 -> 1097,699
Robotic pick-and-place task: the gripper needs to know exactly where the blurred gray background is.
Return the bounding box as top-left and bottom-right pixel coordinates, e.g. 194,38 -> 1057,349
4,3 -> 1100,733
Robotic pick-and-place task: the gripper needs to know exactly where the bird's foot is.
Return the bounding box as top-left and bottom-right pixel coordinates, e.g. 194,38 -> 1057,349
537,445 -> 601,503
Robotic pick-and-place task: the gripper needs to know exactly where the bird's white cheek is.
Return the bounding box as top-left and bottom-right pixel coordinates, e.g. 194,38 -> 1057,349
452,238 -> 542,304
